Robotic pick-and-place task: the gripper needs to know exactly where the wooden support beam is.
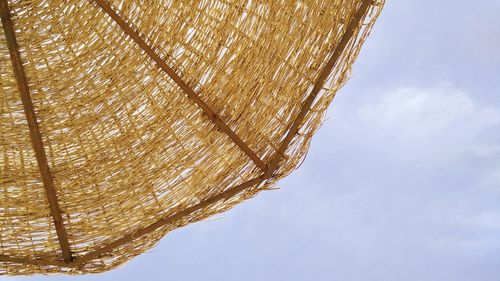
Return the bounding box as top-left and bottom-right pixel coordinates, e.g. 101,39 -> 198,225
0,177 -> 265,267
93,0 -> 267,172
265,0 -> 373,178
72,176 -> 264,265
0,255 -> 71,267
0,0 -> 73,263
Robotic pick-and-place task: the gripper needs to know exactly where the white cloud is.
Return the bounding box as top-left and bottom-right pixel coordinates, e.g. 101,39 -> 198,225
348,84 -> 500,167
358,84 -> 500,139
292,83 -> 500,280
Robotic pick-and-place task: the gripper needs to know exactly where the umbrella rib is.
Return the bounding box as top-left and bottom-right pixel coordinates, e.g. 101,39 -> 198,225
265,0 -> 374,178
71,176 -> 266,266
0,255 -> 70,267
0,0 -> 73,263
0,176 -> 266,267
93,0 -> 267,172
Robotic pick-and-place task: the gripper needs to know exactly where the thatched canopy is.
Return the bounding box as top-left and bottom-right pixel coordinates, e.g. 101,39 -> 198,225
0,0 -> 383,274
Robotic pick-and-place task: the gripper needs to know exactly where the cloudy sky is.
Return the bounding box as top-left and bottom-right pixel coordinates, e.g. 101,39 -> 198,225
7,0 -> 500,280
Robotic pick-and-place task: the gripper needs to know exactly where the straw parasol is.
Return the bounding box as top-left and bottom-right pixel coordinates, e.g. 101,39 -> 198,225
0,0 -> 383,275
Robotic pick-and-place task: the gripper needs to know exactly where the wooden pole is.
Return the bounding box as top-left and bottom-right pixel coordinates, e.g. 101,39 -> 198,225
0,176 -> 265,267
0,0 -> 73,263
72,176 -> 264,265
265,0 -> 373,178
93,0 -> 267,172
0,255 -> 70,267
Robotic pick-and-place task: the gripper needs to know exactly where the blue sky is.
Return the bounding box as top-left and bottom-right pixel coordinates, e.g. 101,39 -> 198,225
6,0 -> 500,280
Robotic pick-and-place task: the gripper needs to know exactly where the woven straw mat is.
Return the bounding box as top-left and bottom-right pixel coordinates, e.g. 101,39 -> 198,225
0,0 -> 383,274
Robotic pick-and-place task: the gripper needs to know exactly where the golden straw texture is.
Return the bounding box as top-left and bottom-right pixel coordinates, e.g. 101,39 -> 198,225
0,0 -> 383,275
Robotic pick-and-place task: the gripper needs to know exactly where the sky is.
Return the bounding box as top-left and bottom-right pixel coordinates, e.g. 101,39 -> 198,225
5,0 -> 500,280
